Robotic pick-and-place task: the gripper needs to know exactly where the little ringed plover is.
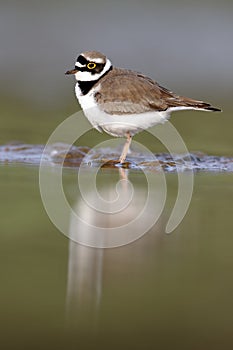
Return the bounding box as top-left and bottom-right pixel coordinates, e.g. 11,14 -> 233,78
66,51 -> 221,163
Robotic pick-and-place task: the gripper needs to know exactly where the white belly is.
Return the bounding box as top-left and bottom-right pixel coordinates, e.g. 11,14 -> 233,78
75,84 -> 170,137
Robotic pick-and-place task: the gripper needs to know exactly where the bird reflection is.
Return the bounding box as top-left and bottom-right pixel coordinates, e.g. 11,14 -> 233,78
65,241 -> 103,330
65,167 -> 165,329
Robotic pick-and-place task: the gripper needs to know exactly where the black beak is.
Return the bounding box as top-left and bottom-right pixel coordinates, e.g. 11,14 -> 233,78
65,68 -> 78,75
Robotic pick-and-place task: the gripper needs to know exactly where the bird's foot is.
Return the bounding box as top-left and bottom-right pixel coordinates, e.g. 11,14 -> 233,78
101,159 -> 131,169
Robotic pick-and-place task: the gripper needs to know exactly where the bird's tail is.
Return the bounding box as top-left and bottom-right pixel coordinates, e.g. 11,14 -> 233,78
173,96 -> 222,112
159,85 -> 222,112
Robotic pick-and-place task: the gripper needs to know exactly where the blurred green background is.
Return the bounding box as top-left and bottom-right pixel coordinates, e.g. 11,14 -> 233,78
0,0 -> 233,349
1,0 -> 232,154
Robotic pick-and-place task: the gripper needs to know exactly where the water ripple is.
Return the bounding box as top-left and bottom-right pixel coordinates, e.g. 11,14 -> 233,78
0,143 -> 233,172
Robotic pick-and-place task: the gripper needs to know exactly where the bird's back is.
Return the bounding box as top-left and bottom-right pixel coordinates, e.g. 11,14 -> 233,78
94,67 -> 221,115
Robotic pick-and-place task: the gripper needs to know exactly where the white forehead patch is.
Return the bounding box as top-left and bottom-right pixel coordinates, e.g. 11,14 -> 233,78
75,62 -> 85,68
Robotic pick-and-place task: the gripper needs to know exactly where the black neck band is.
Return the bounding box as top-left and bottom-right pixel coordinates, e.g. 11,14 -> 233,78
77,66 -> 113,95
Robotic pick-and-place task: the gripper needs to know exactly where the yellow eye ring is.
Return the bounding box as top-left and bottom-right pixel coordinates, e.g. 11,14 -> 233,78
87,62 -> 96,69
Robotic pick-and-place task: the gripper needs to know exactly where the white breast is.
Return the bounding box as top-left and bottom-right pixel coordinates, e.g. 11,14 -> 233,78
75,83 -> 170,137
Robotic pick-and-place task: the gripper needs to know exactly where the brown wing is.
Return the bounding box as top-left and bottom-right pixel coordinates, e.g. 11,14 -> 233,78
94,68 -> 221,115
157,85 -> 221,111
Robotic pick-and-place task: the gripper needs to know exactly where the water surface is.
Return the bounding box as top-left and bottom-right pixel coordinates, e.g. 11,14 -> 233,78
0,160 -> 233,349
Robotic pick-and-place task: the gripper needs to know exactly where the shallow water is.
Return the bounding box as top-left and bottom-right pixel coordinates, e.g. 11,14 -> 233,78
1,142 -> 233,172
0,148 -> 233,349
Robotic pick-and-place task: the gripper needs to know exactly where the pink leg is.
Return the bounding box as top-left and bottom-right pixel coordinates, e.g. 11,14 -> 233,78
119,132 -> 132,163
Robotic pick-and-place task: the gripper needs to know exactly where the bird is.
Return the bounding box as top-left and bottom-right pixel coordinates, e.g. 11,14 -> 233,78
65,51 -> 221,163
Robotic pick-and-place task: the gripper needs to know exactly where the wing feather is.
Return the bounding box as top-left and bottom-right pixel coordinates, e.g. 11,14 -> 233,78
94,68 -> 221,115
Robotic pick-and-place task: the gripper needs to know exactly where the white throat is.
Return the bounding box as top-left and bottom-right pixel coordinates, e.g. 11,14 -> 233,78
74,59 -> 112,81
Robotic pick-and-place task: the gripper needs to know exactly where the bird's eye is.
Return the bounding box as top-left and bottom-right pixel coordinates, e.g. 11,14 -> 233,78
87,62 -> 96,69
